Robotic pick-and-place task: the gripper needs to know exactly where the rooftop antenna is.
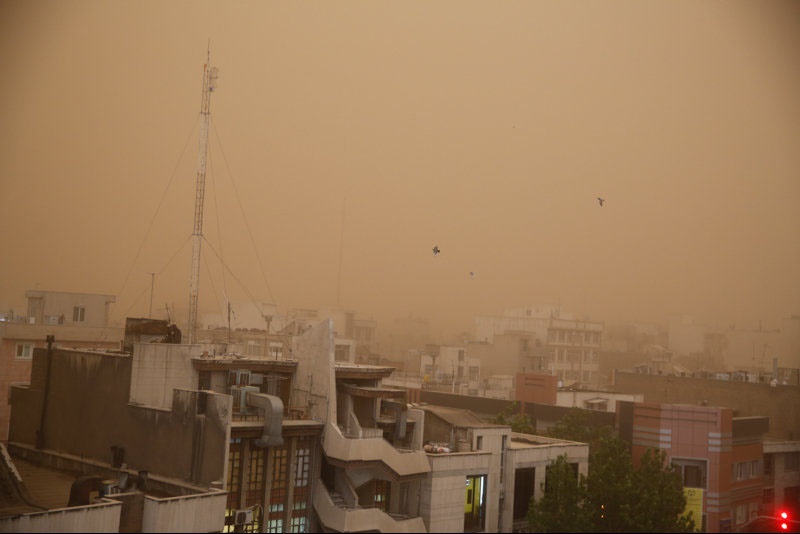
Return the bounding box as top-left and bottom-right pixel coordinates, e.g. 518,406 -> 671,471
188,42 -> 218,344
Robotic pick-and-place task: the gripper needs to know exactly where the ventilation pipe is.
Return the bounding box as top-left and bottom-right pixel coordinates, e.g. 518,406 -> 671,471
246,391 -> 284,447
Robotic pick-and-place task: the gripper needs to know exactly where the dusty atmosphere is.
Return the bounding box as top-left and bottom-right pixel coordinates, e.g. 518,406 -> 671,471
1,1 -> 798,340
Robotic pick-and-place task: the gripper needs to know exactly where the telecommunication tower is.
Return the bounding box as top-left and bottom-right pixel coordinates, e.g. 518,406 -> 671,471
188,48 -> 218,344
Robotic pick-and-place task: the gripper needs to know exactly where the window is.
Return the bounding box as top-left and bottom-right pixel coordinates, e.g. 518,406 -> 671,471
764,454 -> 773,476
565,370 -> 579,380
225,438 -> 243,531
735,462 -> 750,480
266,504 -> 284,533
289,516 -> 305,533
15,343 -> 33,360
246,340 -> 260,356
672,458 -> 707,489
334,344 -> 349,362
734,460 -> 761,480
374,479 -> 390,511
763,487 -> 774,504
513,467 -> 535,521
464,475 -> 487,532
458,349 -> 465,362
267,447 -> 288,533
786,452 -> 800,472
735,504 -> 748,525
245,446 -> 265,504
72,306 -> 86,322
198,371 -> 211,391
291,440 -> 312,533
469,366 -> 479,381
269,342 -> 283,359
295,447 -> 310,487
476,436 -> 483,450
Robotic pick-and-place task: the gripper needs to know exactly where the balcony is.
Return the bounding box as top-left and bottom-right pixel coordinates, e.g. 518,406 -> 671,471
313,482 -> 426,533
323,424 -> 430,478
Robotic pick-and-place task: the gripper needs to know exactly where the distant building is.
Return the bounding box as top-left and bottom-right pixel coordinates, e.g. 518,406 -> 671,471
472,306 -> 603,388
666,314 -> 800,371
0,289 -> 122,440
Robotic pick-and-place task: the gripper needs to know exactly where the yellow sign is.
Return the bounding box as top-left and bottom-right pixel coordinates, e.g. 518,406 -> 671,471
683,487 -> 703,531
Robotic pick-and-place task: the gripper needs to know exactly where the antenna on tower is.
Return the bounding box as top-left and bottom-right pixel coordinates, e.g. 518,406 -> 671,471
187,44 -> 218,344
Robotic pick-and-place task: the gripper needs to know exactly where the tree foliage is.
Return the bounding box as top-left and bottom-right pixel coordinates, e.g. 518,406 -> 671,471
489,402 -> 536,434
626,448 -> 696,533
526,454 -> 592,533
546,407 -> 614,452
527,434 -> 697,533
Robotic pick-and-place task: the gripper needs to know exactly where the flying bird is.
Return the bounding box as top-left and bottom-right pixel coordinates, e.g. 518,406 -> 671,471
597,197 -> 605,207
432,246 -> 440,256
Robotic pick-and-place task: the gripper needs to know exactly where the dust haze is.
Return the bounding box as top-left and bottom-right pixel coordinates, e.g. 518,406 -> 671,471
1,1 -> 799,341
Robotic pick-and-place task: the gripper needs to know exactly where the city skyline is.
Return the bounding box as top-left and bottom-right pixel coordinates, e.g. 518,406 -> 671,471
2,1 -> 799,340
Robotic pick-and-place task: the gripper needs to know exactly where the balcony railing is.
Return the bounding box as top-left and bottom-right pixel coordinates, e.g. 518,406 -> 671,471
313,483 -> 427,533
323,424 -> 430,477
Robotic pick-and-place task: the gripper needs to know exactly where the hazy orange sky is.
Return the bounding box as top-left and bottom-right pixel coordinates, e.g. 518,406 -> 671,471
1,1 -> 798,339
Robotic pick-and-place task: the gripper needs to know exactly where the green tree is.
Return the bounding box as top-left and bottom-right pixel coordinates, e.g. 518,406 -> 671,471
627,448 -> 696,533
489,402 -> 536,434
528,432 -> 697,533
526,454 -> 592,533
546,407 -> 614,452
583,435 -> 636,533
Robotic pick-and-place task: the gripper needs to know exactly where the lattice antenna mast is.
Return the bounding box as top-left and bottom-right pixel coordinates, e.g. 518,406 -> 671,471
188,46 -> 218,344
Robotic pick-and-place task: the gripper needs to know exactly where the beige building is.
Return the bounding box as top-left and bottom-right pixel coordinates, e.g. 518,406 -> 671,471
546,317 -> 602,387
472,306 -> 603,388
5,315 -> 593,533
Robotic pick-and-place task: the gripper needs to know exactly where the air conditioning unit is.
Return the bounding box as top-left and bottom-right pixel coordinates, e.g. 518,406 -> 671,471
234,509 -> 253,525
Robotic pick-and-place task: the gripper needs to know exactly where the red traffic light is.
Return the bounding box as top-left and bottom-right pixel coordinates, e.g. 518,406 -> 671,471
779,510 -> 789,530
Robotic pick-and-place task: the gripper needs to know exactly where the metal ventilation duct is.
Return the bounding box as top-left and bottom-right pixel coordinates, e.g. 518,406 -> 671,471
246,391 -> 284,448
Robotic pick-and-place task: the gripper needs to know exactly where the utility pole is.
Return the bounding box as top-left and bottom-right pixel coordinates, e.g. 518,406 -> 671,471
148,272 -> 155,319
188,44 -> 218,344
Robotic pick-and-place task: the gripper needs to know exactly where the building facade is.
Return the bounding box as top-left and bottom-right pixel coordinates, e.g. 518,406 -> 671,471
0,290 -> 122,441
618,401 -> 771,532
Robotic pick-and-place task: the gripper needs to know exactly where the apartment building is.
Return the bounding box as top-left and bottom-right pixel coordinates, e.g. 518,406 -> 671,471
618,401 -> 775,532
5,316 -> 594,533
419,345 -> 480,395
472,306 -> 603,388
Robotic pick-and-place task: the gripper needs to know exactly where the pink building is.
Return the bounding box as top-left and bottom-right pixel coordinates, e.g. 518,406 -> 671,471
619,401 -> 769,532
